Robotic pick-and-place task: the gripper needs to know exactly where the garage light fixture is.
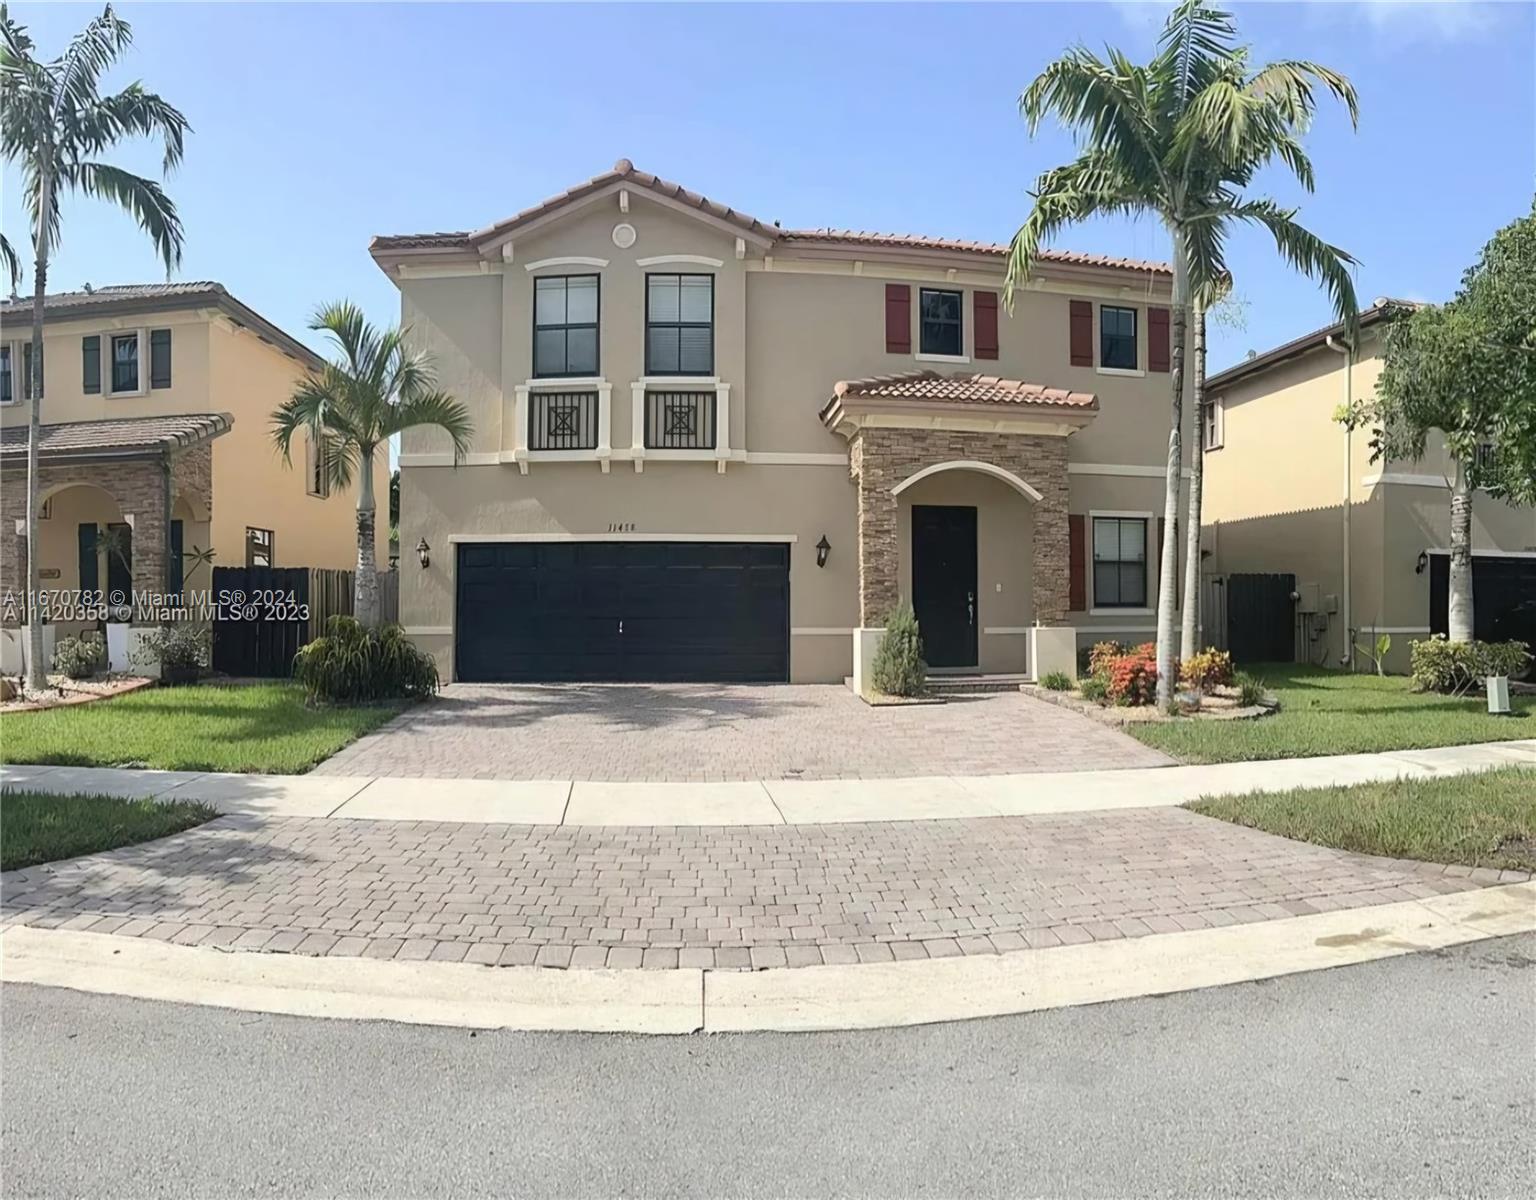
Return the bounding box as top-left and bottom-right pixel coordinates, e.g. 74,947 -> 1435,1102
815,535 -> 831,569
1415,551 -> 1429,575
416,537 -> 431,569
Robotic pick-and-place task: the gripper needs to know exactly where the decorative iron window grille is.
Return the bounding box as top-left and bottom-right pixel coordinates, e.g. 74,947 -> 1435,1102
644,390 -> 716,450
528,390 -> 600,450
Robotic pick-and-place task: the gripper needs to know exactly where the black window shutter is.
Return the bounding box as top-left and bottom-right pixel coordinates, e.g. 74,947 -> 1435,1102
78,524 -> 99,593
150,329 -> 172,388
82,336 -> 101,394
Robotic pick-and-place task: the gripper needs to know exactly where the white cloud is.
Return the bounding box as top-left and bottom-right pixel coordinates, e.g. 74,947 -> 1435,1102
1111,1 -> 1503,45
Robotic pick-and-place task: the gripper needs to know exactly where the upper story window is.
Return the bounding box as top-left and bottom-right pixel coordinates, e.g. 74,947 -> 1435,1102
645,273 -> 713,376
1092,516 -> 1148,609
1100,305 -> 1138,370
0,346 -> 11,405
919,288 -> 963,357
111,333 -> 139,393
306,435 -> 330,498
533,275 -> 599,378
1203,395 -> 1224,450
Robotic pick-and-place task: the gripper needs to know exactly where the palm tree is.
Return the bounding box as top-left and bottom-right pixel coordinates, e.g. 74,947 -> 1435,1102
1004,0 -> 1359,705
1,4 -> 188,691
273,302 -> 472,629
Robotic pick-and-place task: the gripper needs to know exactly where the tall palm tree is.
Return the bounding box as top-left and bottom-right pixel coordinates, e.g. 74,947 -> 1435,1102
1,4 -> 188,691
1004,1 -> 1359,705
273,302 -> 472,629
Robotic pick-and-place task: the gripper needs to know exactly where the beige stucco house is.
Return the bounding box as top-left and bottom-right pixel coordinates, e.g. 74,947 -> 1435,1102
1203,300 -> 1536,674
374,160 -> 1194,684
0,282 -> 385,671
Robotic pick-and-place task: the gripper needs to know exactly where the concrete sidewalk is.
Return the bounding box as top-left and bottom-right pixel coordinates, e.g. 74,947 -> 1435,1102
3,739 -> 1534,825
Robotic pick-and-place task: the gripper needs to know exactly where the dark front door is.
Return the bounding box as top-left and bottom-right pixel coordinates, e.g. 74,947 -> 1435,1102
454,541 -> 790,683
911,505 -> 977,669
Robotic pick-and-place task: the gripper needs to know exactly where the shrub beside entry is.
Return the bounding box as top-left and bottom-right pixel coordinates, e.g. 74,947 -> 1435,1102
1409,636 -> 1531,695
871,602 -> 927,697
1040,670 -> 1073,692
294,616 -> 439,704
52,632 -> 106,680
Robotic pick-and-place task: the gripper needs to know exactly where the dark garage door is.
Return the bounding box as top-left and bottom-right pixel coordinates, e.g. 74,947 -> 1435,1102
455,541 -> 789,683
1429,553 -> 1536,658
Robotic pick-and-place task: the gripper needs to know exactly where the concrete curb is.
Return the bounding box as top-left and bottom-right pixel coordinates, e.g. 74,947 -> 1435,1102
3,740 -> 1533,826
5,882 -> 1531,1035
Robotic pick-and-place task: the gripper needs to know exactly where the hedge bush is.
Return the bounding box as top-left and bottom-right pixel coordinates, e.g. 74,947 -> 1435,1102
871,602 -> 927,697
294,616 -> 439,705
1180,648 -> 1235,692
1409,635 -> 1531,696
52,632 -> 106,680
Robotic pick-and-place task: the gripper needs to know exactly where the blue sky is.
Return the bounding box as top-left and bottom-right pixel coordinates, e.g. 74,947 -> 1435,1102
3,1 -> 1532,374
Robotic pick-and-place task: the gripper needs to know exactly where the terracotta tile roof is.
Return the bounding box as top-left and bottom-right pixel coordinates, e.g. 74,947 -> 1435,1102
0,414 -> 233,459
370,161 -> 1170,275
829,370 -> 1098,411
0,284 -> 323,370
780,229 -> 1171,275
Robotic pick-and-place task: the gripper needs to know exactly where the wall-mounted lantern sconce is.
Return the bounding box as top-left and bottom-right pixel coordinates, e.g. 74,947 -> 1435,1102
416,537 -> 431,569
1415,550 -> 1429,575
815,535 -> 831,569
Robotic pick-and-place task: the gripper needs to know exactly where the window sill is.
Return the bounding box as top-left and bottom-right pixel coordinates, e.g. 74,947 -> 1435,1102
914,352 -> 971,365
1095,366 -> 1145,378
638,375 -> 719,385
108,387 -> 148,399
1090,607 -> 1154,616
527,376 -> 606,388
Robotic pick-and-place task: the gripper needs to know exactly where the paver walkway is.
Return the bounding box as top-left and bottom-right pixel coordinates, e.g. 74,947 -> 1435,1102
3,807 -> 1520,971
312,683 -> 1171,781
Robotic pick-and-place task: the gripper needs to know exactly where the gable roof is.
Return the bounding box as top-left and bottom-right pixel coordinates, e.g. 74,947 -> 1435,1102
1207,299 -> 1418,391
0,413 -> 233,461
0,283 -> 324,371
370,160 -> 1171,277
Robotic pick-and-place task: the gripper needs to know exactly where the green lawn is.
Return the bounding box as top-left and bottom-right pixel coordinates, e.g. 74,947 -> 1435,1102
1130,664 -> 1534,763
0,683 -> 401,774
1188,767 -> 1536,873
1,791 -> 219,871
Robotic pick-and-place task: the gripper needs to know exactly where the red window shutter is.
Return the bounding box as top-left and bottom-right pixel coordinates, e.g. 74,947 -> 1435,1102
1069,300 -> 1093,367
1149,306 -> 1171,373
973,290 -> 999,360
1068,514 -> 1087,612
884,284 -> 911,354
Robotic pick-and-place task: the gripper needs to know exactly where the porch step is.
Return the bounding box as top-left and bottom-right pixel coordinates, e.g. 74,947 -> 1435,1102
925,673 -> 1033,695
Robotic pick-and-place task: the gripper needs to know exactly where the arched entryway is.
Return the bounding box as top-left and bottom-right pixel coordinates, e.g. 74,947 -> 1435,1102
892,461 -> 1039,672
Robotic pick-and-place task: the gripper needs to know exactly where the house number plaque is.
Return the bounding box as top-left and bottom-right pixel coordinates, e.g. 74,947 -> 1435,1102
606,522 -> 636,533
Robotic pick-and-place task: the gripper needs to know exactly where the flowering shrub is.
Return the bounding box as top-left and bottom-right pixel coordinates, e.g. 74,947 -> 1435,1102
1409,635 -> 1531,695
1180,648 -> 1235,692
1088,640 -> 1124,679
1106,643 -> 1159,706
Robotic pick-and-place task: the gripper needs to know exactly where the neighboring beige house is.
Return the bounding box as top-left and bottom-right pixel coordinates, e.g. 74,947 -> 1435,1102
373,160 -> 1193,685
0,283 -> 384,670
1203,300 -> 1536,674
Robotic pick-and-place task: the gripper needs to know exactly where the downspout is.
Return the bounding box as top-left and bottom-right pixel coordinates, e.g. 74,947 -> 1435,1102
1325,334 -> 1352,668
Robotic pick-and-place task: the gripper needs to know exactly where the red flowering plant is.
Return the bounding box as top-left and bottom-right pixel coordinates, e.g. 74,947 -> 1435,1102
1106,643 -> 1160,706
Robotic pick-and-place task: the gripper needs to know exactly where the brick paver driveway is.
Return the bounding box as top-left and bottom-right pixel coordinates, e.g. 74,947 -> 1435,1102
3,807 -> 1521,971
313,684 -> 1171,781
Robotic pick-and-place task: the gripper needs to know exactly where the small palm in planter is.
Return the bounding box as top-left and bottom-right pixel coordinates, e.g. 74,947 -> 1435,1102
136,624 -> 210,686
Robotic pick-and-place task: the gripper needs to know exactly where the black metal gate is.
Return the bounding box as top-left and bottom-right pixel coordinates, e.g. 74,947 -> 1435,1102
1226,573 -> 1296,665
210,566 -> 311,678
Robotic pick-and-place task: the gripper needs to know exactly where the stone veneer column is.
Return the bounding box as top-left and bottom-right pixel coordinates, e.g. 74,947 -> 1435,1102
851,431 -> 899,626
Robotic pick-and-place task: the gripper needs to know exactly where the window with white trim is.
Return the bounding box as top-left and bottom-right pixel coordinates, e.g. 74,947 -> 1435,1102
1203,395 -> 1224,450
305,435 -> 330,498
1092,516 -> 1148,608
110,333 -> 140,393
533,274 -> 599,378
645,273 -> 713,375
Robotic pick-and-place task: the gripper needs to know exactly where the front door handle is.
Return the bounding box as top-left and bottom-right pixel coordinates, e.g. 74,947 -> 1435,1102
967,591 -> 975,626
618,620 -> 623,634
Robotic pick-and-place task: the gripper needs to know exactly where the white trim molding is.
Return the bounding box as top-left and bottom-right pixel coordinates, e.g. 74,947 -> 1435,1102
1362,472 -> 1448,489
982,626 -> 1032,635
1069,462 -> 1192,479
1095,365 -> 1146,379
791,627 -> 856,636
743,451 -> 848,467
398,452 -> 500,468
630,378 -> 731,473
1424,547 -> 1536,559
635,254 -> 725,269
402,626 -> 452,636
1358,625 -> 1431,635
523,255 -> 609,273
446,533 -> 798,545
513,378 -> 614,473
914,352 -> 972,366
891,460 -> 1044,502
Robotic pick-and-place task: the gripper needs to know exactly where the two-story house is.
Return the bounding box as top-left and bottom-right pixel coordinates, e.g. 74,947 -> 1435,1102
0,282 -> 384,670
1203,300 -> 1536,673
373,160 -> 1190,685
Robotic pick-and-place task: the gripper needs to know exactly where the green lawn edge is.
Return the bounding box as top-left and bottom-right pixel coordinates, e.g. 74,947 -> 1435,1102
1187,767 -> 1536,873
0,791 -> 220,872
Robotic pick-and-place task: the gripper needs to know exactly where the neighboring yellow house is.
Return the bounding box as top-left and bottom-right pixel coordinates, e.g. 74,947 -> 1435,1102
0,282 -> 385,670
1202,300 -> 1536,674
372,160 -> 1195,685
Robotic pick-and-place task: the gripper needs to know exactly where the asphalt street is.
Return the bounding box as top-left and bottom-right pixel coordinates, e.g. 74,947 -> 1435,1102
3,935 -> 1533,1199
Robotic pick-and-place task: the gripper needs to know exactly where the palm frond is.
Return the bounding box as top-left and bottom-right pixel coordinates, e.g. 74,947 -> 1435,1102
1246,59 -> 1359,128
59,160 -> 183,269
70,83 -> 190,171
1223,198 -> 1360,328
0,232 -> 19,291
51,3 -> 131,119
385,388 -> 474,461
1021,50 -> 1168,195
1154,1 -> 1237,113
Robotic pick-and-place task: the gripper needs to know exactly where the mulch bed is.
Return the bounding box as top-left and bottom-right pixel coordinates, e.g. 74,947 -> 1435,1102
0,674 -> 156,714
1023,682 -> 1277,726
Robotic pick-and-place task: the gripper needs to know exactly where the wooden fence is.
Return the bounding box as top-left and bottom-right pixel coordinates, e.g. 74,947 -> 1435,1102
211,567 -> 402,677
